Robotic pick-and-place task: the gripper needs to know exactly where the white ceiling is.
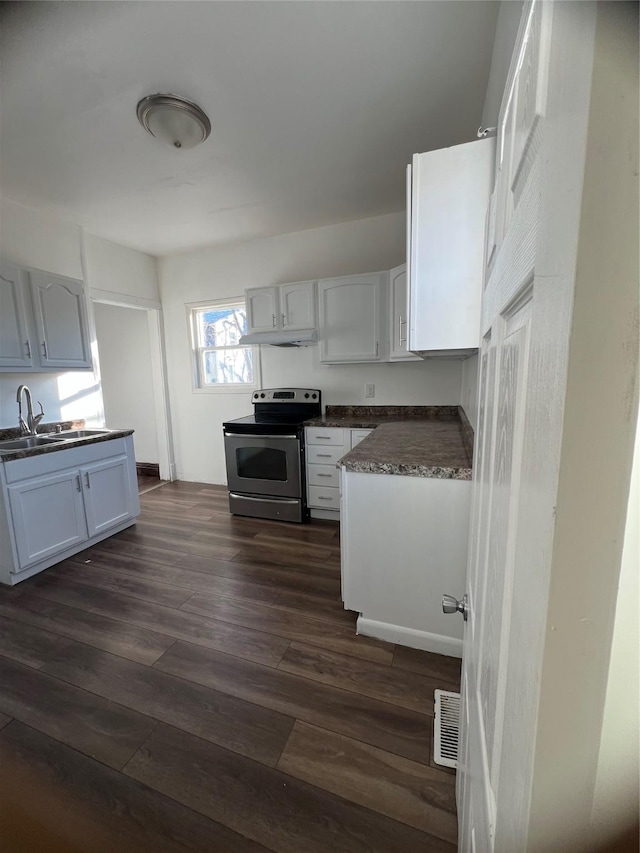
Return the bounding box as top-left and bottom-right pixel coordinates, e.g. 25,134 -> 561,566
0,1 -> 499,256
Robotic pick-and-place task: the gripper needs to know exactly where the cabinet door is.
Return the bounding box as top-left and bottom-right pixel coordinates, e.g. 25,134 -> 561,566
81,455 -> 136,537
318,274 -> 385,363
246,287 -> 279,333
280,281 -> 316,331
30,271 -> 92,369
389,265 -> 421,362
8,471 -> 87,569
409,138 -> 494,353
0,264 -> 34,370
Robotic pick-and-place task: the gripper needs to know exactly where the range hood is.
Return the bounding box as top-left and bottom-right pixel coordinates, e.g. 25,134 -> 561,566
239,329 -> 318,347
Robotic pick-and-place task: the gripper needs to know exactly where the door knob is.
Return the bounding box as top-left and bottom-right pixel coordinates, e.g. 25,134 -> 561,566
442,594 -> 469,621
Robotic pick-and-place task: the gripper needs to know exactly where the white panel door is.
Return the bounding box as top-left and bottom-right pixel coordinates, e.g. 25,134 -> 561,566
457,2 -> 601,851
246,286 -> 279,333
30,271 -> 92,369
81,455 -> 136,537
0,264 -> 34,370
280,281 -> 316,331
8,471 -> 88,568
318,274 -> 384,363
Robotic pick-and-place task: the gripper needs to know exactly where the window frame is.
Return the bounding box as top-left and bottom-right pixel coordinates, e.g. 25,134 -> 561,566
187,297 -> 261,394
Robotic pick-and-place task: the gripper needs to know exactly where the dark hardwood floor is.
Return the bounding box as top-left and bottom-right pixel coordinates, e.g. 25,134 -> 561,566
0,481 -> 461,852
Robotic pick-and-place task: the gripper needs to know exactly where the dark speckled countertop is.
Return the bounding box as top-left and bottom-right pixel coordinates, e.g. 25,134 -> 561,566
0,421 -> 134,461
305,406 -> 473,480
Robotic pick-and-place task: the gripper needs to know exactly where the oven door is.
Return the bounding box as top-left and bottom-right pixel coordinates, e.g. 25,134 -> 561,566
224,432 -> 302,499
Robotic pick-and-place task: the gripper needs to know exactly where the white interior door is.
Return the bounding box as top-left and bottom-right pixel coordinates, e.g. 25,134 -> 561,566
458,2 -> 603,850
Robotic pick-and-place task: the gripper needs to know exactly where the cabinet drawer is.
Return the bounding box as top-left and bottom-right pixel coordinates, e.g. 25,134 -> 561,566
308,485 -> 340,509
307,445 -> 343,465
350,429 -> 374,449
305,427 -> 345,446
307,464 -> 340,488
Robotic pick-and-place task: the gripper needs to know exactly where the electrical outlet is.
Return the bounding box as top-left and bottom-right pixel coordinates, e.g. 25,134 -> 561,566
365,383 -> 375,398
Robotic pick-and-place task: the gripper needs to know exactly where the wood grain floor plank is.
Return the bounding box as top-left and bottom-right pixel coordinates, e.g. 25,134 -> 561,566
182,591 -> 393,665
154,640 -> 432,765
29,575 -> 291,668
231,544 -> 341,575
57,560 -> 194,608
278,721 -> 457,843
0,656 -> 157,770
0,613 -> 75,669
83,536 -> 184,567
174,553 -> 342,598
0,712 -> 11,730
42,642 -> 294,767
0,721 -> 269,853
393,645 -> 462,688
125,723 -> 453,853
270,587 -> 355,628
0,595 -> 175,665
279,642 -> 438,714
118,527 -> 242,561
67,551 -> 283,605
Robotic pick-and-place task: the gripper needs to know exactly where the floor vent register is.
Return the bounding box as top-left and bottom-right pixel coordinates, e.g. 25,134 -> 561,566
433,689 -> 461,769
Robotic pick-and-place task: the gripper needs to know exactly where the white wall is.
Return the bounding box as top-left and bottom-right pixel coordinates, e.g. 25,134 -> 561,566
84,233 -> 160,305
591,415 -> 639,847
0,199 -> 161,430
159,212 -> 464,484
93,303 -> 159,464
480,1 -> 524,129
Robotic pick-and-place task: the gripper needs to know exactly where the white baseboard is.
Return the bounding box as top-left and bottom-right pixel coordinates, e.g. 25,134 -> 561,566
357,617 -> 463,659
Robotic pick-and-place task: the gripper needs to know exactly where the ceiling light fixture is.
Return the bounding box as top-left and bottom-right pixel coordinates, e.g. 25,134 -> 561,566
136,93 -> 211,150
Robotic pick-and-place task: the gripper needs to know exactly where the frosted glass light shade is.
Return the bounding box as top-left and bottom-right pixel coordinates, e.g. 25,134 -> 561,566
137,94 -> 211,150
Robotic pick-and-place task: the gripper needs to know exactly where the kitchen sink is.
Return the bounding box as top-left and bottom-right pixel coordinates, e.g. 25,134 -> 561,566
56,428 -> 111,439
0,436 -> 66,451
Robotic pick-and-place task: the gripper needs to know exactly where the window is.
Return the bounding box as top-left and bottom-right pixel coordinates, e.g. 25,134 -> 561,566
188,298 -> 259,391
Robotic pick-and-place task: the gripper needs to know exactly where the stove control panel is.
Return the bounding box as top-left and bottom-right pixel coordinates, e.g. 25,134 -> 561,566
252,388 -> 320,404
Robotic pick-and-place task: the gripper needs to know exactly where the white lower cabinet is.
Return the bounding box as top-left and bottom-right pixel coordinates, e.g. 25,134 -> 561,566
8,470 -> 88,568
305,426 -> 374,519
81,456 -> 136,536
0,436 -> 140,585
341,467 -> 471,657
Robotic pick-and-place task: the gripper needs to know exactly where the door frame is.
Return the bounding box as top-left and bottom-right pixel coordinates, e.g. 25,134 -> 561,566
84,287 -> 176,483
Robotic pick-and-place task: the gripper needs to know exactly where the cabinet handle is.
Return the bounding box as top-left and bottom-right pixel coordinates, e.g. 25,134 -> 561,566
41,340 -> 48,359
272,314 -> 276,328
282,313 -> 286,327
317,473 -> 332,478
75,475 -> 81,492
25,340 -> 31,359
398,316 -> 407,344
316,453 -> 332,458
375,341 -> 379,357
315,436 -> 331,440
318,496 -> 334,502
84,471 -> 91,488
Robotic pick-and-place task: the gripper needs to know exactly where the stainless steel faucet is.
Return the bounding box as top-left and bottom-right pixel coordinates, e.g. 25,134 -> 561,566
16,385 -> 45,436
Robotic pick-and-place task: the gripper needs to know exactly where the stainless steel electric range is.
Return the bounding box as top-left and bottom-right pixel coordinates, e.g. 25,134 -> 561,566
223,388 -> 321,523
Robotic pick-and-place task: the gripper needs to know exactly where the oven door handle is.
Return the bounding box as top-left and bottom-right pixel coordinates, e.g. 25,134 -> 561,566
229,493 -> 300,505
224,432 -> 299,440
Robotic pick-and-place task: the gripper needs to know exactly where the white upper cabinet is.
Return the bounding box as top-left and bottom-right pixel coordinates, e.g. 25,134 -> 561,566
388,264 -> 420,362
318,272 -> 387,364
30,271 -> 92,369
408,137 -> 495,355
246,281 -> 316,334
246,286 -> 279,333
0,265 -> 92,372
280,281 -> 316,331
0,264 -> 34,370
